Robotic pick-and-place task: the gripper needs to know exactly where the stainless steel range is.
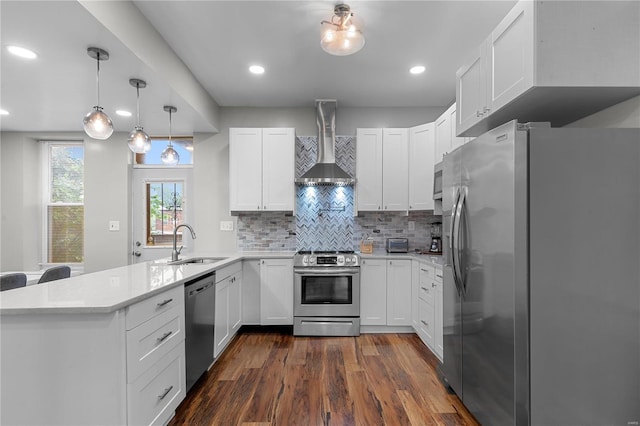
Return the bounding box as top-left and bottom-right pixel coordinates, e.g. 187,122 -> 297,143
293,251 -> 360,336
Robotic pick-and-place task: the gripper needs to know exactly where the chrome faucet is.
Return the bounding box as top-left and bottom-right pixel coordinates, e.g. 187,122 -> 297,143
172,224 -> 197,261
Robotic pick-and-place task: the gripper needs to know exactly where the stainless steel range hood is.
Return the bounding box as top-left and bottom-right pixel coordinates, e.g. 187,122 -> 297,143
295,100 -> 355,185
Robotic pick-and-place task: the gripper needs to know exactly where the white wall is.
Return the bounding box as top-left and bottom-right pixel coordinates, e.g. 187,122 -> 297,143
0,131 -> 130,273
0,133 -> 41,271
83,133 -> 131,273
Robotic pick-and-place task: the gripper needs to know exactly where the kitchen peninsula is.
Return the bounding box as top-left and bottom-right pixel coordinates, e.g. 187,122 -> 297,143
0,252 -> 291,426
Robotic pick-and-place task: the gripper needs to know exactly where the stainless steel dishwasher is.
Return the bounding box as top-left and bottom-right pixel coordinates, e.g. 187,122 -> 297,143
184,271 -> 215,392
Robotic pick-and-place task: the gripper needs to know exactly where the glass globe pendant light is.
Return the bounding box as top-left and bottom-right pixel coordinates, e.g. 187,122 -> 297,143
127,79 -> 151,153
320,4 -> 365,56
161,106 -> 179,166
83,47 -> 114,140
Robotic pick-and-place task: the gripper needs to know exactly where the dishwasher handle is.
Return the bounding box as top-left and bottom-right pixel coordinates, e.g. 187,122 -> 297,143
188,281 -> 213,298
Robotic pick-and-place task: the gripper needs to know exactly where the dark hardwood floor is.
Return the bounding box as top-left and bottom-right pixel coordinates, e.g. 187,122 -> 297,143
169,330 -> 479,426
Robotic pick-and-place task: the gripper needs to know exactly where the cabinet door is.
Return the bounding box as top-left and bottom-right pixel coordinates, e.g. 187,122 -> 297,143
229,128 -> 263,211
360,259 -> 387,325
382,128 -> 409,211
242,260 -> 261,325
386,260 -> 412,326
411,261 -> 420,330
434,113 -> 451,164
449,104 -> 467,151
262,128 -> 295,211
356,128 -> 383,211
409,123 -> 435,211
456,38 -> 490,135
260,259 -> 294,325
229,273 -> 242,334
214,279 -> 230,358
490,0 -> 534,113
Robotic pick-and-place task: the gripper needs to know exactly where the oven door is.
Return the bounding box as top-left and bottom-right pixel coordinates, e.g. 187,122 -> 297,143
294,268 -> 360,317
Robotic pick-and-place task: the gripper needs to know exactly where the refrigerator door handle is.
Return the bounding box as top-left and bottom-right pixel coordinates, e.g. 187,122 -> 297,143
452,188 -> 467,297
451,188 -> 463,296
457,189 -> 468,295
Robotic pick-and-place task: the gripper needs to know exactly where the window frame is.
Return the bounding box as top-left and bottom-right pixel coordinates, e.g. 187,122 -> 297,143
41,141 -> 85,267
132,136 -> 194,168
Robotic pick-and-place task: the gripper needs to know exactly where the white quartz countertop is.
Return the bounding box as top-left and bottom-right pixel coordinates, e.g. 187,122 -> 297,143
0,251 -> 295,315
359,250 -> 444,267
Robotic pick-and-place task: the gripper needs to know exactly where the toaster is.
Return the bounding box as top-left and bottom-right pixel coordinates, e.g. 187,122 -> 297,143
386,238 -> 409,253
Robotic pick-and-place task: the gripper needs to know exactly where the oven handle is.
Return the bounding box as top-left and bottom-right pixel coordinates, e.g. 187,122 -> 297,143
294,268 -> 360,276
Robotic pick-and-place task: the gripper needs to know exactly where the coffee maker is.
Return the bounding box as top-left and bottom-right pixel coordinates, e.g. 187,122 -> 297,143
429,222 -> 442,254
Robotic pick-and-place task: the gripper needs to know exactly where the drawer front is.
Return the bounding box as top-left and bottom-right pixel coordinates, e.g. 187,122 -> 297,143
127,343 -> 185,426
418,280 -> 435,306
216,261 -> 242,283
127,306 -> 184,383
419,298 -> 435,343
126,286 -> 184,330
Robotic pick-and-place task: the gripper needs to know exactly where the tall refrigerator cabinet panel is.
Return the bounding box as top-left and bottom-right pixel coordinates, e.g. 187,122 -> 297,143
442,120 -> 640,426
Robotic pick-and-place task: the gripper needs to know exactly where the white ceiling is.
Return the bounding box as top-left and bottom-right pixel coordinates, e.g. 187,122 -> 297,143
0,0 -> 517,134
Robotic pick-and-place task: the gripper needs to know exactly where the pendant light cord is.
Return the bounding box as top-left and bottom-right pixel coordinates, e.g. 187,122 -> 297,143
95,51 -> 101,108
136,84 -> 141,127
168,109 -> 173,147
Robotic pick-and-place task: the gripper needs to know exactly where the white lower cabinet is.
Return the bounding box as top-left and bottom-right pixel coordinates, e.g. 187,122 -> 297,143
242,260 -> 261,324
127,344 -> 185,426
414,262 -> 444,361
386,259 -> 412,326
214,262 -> 242,358
434,266 -> 444,359
361,258 -> 412,327
360,259 -> 387,325
260,258 -> 294,325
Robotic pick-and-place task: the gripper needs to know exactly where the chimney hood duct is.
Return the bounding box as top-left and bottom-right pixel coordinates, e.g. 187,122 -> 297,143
295,99 -> 355,185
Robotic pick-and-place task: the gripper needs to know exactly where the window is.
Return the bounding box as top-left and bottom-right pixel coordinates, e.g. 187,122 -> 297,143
146,181 -> 185,246
44,143 -> 84,264
134,137 -> 193,166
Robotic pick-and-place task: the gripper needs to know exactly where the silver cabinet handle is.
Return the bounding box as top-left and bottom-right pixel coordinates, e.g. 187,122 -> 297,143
421,320 -> 429,327
158,385 -> 174,400
432,283 -> 436,288
476,110 -> 482,117
157,299 -> 173,307
421,286 -> 428,291
157,331 -> 173,343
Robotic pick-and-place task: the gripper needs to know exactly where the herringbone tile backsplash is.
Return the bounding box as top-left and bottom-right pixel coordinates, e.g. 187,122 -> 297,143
237,136 -> 440,251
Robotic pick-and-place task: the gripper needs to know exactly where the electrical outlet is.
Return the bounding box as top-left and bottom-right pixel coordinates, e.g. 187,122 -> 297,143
408,221 -> 415,231
220,221 -> 234,231
109,221 -> 120,231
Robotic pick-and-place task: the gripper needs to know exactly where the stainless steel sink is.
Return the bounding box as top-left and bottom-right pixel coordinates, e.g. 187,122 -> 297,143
169,257 -> 228,265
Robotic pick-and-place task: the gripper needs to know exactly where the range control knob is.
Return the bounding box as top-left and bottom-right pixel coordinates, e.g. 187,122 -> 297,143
337,255 -> 344,264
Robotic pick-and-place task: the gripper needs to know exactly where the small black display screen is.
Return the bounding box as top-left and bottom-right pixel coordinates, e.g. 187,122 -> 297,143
317,256 -> 337,265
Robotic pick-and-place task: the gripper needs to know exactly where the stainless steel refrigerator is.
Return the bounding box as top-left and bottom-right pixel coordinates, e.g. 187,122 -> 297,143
442,120 -> 640,426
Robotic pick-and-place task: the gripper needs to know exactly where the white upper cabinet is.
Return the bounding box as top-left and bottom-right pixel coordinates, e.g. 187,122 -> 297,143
409,123 -> 435,211
229,128 -> 295,212
355,128 -> 383,211
356,128 -> 409,212
381,128 -> 409,211
456,0 -> 640,137
435,103 -> 469,163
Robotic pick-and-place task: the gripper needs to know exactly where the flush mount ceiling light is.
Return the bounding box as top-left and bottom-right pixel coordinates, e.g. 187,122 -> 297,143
161,105 -> 180,166
127,78 -> 151,153
320,3 -> 365,56
83,47 -> 113,140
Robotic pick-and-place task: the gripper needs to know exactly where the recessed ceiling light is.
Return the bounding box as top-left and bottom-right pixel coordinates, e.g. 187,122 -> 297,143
249,65 -> 265,75
116,110 -> 132,117
410,65 -> 426,75
7,45 -> 37,59
0,109 -> 9,115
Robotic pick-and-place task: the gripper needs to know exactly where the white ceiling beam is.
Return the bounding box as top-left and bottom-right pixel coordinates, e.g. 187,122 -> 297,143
78,0 -> 220,133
